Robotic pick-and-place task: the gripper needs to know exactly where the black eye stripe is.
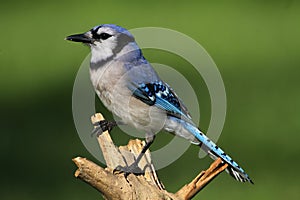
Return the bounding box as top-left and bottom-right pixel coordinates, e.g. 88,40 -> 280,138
91,29 -> 112,40
98,33 -> 112,40
91,28 -> 99,37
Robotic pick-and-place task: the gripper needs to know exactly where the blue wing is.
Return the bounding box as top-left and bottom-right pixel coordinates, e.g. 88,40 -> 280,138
129,81 -> 193,123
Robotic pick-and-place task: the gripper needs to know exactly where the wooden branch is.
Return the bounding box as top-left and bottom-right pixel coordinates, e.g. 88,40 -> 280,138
176,158 -> 228,200
72,113 -> 228,200
73,157 -> 175,200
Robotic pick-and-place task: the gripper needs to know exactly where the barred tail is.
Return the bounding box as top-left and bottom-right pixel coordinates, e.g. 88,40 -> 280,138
183,121 -> 253,184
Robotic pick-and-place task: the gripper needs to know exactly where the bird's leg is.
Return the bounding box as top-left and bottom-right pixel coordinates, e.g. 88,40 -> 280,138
91,120 -> 125,137
114,133 -> 156,176
133,133 -> 155,166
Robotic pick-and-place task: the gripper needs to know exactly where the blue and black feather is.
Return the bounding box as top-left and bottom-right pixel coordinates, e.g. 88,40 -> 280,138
131,81 -> 191,121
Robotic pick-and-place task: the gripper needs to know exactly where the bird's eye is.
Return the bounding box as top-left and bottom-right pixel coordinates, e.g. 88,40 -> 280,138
97,33 -> 112,40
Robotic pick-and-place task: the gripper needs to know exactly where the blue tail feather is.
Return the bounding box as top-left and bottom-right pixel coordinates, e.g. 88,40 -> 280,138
183,121 -> 253,183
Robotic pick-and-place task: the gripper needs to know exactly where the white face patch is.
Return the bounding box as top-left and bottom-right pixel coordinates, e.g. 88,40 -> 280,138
88,26 -> 136,65
89,27 -> 118,64
90,39 -> 117,63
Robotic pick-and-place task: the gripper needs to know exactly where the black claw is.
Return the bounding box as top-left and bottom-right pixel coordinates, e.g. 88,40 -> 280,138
91,126 -> 103,137
91,120 -> 117,137
113,163 -> 144,177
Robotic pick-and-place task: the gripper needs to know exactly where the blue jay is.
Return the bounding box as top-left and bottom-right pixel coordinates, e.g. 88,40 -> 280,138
66,24 -> 253,183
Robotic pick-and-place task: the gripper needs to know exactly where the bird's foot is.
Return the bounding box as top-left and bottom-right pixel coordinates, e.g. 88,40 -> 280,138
91,120 -> 117,137
113,162 -> 144,177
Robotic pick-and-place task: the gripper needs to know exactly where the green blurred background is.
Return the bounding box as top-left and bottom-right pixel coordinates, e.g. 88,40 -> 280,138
1,0 -> 299,199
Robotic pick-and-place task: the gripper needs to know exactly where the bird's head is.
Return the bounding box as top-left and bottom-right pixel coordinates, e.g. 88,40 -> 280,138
66,24 -> 137,63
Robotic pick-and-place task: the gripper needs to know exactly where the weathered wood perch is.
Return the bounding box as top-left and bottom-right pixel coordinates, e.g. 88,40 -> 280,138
73,113 -> 228,200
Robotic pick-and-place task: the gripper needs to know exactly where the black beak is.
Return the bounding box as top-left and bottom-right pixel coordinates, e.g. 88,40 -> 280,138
65,33 -> 93,43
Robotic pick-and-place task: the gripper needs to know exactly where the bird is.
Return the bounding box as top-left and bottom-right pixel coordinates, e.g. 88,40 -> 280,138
66,24 -> 253,184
